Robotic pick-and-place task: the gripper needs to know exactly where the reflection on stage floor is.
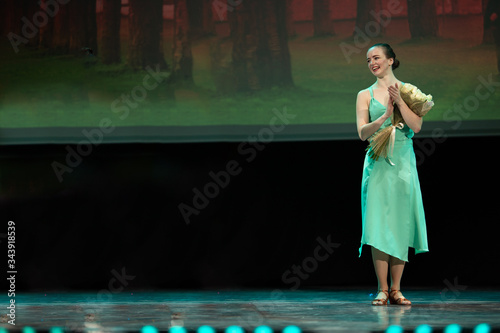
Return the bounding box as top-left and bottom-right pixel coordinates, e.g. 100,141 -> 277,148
1,289 -> 499,332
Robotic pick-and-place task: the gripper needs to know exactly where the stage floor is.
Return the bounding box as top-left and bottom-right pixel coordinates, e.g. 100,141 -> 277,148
1,289 -> 499,332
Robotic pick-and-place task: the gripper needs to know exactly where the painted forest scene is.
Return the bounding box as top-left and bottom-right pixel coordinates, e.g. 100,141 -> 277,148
1,0 -> 499,137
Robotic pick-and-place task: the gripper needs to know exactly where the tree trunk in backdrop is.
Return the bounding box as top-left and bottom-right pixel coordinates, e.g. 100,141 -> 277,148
128,0 -> 165,69
101,0 -> 122,64
68,0 -> 97,55
172,0 -> 194,85
355,0 -> 384,37
230,0 -> 293,92
313,0 -> 334,37
407,0 -> 439,39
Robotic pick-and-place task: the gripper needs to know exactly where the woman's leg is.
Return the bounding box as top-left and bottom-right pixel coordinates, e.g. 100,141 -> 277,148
389,256 -> 405,291
371,247 -> 389,291
371,247 -> 390,304
389,256 -> 411,305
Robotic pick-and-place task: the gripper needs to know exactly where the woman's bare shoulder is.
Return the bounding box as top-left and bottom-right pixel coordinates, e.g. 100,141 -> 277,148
357,88 -> 371,101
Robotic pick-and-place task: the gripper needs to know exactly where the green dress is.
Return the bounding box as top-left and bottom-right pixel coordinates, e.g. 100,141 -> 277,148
359,83 -> 429,262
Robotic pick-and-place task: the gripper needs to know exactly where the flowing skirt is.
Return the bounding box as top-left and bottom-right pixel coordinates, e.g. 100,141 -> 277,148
359,136 -> 429,262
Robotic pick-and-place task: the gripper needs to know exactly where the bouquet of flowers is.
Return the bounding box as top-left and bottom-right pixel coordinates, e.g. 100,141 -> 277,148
367,83 -> 434,162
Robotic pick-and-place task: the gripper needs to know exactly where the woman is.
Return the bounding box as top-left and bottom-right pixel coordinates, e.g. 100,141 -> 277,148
356,43 -> 429,306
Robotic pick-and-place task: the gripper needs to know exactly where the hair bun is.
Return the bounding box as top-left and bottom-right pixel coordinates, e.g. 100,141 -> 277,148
392,59 -> 400,70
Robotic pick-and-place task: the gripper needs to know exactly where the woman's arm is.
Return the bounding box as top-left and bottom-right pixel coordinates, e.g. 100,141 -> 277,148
388,83 -> 423,133
356,90 -> 393,141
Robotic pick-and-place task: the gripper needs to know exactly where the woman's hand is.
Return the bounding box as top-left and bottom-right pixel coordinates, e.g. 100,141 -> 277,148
388,83 -> 424,133
388,83 -> 402,105
383,95 -> 394,119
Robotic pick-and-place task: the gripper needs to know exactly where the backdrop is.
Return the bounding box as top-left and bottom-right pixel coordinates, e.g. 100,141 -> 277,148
1,0 -> 500,143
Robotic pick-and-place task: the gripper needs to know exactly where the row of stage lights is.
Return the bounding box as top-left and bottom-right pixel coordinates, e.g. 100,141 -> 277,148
0,327 -> 300,333
0,323 -> 492,333
384,323 -> 492,333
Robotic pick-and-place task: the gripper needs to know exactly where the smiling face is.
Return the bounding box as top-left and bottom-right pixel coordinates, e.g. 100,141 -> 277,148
366,46 -> 394,76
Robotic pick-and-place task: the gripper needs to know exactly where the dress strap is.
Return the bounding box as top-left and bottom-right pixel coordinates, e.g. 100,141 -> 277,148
368,84 -> 374,98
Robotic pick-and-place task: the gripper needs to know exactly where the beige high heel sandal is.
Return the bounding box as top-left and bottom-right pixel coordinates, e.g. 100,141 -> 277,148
389,289 -> 411,305
372,290 -> 389,306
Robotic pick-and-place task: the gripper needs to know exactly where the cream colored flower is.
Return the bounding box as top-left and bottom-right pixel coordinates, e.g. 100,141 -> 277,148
400,83 -> 434,116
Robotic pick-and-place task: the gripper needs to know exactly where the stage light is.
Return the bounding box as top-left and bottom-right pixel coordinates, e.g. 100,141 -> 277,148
282,326 -> 302,333
0,328 -> 9,333
141,326 -> 159,333
474,323 -> 491,333
170,327 -> 187,333
197,326 -> 216,333
225,326 -> 245,333
254,326 -> 273,333
385,325 -> 403,333
22,327 -> 36,333
444,324 -> 462,333
49,327 -> 65,333
415,324 -> 433,333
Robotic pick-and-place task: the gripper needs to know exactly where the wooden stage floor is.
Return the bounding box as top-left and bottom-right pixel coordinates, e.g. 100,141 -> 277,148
1,289 -> 500,332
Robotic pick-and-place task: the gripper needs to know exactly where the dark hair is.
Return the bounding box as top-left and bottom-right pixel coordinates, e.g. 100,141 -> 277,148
370,43 -> 400,70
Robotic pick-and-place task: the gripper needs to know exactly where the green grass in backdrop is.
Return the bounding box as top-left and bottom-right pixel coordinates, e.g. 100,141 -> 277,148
1,36 -> 499,128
